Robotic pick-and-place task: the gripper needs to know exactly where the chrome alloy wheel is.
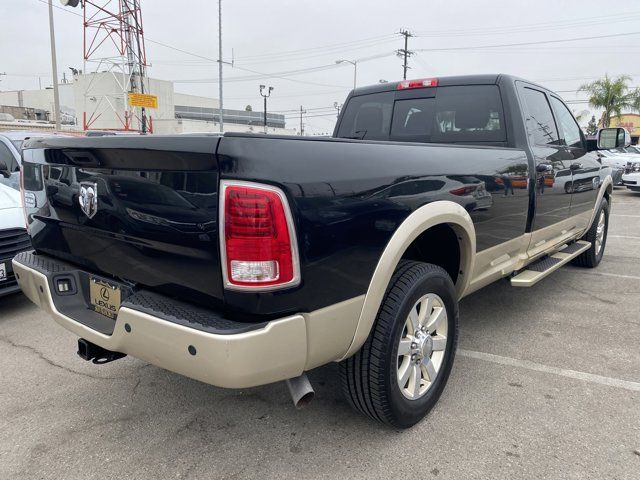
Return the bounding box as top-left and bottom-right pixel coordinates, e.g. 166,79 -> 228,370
595,210 -> 606,256
397,293 -> 448,400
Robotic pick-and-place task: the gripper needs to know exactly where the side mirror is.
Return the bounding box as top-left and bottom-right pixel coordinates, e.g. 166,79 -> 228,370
597,127 -> 631,150
0,157 -> 10,178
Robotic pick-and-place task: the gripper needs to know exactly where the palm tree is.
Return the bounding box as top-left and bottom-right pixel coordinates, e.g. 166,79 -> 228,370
579,75 -> 639,128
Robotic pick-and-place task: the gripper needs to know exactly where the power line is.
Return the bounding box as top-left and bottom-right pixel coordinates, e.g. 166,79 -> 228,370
172,52 -> 396,87
413,11 -> 640,37
413,31 -> 640,53
33,0 -> 350,89
234,34 -> 397,61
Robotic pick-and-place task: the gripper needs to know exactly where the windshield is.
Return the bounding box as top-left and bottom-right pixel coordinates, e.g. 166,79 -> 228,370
11,140 -> 23,151
0,171 -> 21,191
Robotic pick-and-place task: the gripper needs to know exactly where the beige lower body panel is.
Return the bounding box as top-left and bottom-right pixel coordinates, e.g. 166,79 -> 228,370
13,259 -> 361,389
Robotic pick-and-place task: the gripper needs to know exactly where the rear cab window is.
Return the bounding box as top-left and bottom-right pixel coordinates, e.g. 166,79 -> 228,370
336,84 -> 507,146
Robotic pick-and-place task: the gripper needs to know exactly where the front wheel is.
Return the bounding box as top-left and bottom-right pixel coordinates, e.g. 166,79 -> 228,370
339,261 -> 458,428
572,197 -> 609,268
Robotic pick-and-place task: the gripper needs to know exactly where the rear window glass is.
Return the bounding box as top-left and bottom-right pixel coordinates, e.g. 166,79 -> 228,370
336,85 -> 506,145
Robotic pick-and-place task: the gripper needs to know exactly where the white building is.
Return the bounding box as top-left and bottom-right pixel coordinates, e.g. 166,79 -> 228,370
0,73 -> 295,135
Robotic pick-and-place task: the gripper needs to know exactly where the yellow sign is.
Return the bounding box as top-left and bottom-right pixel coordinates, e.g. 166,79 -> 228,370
610,114 -> 640,136
128,93 -> 158,109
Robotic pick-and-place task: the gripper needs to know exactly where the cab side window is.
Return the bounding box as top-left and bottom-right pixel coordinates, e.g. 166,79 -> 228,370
520,87 -> 559,146
550,96 -> 584,149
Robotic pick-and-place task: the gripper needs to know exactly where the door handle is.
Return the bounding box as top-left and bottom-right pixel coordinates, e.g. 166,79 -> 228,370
570,163 -> 582,171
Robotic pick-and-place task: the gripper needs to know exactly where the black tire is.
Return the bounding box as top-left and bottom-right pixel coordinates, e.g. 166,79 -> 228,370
572,197 -> 609,268
339,261 -> 458,428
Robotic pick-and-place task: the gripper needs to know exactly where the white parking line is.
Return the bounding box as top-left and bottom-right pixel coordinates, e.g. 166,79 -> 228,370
608,235 -> 640,240
610,214 -> 640,218
566,270 -> 640,281
458,349 -> 640,392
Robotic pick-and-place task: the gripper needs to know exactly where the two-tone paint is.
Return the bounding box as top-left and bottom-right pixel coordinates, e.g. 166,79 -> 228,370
20,74 -> 607,325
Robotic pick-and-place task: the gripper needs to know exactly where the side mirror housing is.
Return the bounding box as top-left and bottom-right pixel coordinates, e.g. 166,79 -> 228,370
597,127 -> 631,150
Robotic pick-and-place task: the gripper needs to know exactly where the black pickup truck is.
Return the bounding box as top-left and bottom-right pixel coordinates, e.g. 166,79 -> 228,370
9,74 -> 626,428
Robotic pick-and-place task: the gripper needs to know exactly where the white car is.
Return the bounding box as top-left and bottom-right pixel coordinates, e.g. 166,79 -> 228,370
622,160 -> 640,192
0,180 -> 31,296
596,150 -> 631,185
0,135 -> 32,295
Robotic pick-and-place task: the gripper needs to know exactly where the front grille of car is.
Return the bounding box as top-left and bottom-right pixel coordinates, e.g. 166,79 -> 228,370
0,228 -> 30,294
0,228 -> 31,261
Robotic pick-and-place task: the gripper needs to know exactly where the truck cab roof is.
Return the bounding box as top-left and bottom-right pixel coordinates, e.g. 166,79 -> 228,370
350,74 -> 547,97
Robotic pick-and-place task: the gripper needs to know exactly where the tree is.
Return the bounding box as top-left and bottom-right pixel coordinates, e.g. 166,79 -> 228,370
586,115 -> 598,136
579,75 -> 640,128
245,105 -> 253,112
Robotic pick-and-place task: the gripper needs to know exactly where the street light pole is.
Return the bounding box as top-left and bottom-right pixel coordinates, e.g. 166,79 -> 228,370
259,85 -> 273,134
48,0 -> 61,130
336,59 -> 357,90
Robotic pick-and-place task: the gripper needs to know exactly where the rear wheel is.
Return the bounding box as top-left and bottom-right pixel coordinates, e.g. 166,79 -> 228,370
572,197 -> 609,268
339,261 -> 458,428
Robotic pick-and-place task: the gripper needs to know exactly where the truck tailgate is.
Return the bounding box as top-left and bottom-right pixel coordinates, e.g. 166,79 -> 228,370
21,136 -> 224,306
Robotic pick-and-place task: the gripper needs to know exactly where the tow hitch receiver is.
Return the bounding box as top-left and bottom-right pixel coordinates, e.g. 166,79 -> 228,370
77,338 -> 126,364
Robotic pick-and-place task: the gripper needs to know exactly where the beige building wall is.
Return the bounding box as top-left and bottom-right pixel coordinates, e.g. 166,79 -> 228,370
153,118 -> 296,136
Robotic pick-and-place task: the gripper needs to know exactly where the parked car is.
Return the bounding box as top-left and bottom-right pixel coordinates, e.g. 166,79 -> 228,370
612,145 -> 640,155
0,177 -> 30,297
596,150 -> 630,185
12,74 -> 619,427
0,132 -> 23,175
0,130 -> 69,155
622,160 -> 640,192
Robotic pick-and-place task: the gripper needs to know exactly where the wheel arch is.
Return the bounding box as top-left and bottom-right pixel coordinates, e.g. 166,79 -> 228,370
339,201 -> 476,360
584,173 -> 613,233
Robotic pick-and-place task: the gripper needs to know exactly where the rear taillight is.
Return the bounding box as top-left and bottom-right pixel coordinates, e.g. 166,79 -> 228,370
449,185 -> 478,196
397,78 -> 438,90
220,181 -> 300,290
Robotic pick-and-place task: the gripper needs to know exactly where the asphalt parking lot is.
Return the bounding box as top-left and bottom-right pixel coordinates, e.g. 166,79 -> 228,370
1,189 -> 639,480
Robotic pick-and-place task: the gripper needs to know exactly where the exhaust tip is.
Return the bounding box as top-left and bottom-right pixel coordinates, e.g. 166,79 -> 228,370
285,374 -> 315,409
294,390 -> 315,409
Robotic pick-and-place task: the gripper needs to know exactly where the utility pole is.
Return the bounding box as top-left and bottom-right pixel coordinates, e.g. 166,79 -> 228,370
334,102 -> 342,119
259,85 -> 273,134
397,29 -> 414,80
299,105 -> 306,136
48,0 -> 61,130
217,0 -> 224,132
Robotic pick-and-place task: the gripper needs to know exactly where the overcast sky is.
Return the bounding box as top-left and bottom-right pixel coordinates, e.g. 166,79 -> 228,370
1,0 -> 639,133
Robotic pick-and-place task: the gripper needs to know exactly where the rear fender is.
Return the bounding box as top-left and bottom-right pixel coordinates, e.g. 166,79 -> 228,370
339,201 -> 475,360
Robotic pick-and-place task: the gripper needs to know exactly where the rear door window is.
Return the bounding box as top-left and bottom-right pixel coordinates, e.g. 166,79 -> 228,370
335,92 -> 394,140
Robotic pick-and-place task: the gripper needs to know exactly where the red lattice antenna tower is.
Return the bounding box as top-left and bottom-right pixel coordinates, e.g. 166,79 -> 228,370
79,0 -> 151,132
